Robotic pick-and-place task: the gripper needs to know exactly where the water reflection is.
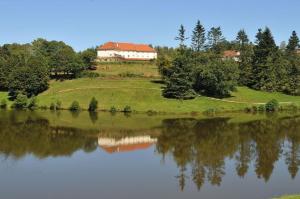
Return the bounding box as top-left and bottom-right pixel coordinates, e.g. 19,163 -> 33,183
0,110 -> 300,193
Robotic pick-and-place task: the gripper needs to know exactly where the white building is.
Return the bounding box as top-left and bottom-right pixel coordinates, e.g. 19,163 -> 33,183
97,42 -> 157,61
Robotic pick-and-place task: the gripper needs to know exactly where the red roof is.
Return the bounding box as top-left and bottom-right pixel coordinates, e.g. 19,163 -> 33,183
98,42 -> 156,53
100,143 -> 154,154
223,50 -> 240,58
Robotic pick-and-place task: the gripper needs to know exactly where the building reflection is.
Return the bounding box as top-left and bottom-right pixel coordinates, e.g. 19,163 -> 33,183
98,136 -> 157,153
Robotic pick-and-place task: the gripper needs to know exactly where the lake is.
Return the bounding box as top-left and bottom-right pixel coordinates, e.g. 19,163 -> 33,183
0,110 -> 299,199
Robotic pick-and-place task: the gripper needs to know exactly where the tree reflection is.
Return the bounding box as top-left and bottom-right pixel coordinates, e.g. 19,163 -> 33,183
156,115 -> 300,191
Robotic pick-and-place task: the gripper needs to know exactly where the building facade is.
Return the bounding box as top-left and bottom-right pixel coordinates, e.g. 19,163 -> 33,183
97,42 -> 157,61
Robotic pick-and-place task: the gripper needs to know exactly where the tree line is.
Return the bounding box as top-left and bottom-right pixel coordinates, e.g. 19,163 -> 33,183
0,38 -> 97,99
158,21 -> 300,99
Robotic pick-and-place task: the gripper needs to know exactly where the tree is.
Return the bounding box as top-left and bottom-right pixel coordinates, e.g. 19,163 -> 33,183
235,29 -> 254,86
88,97 -> 98,112
251,27 -> 279,91
79,48 -> 97,69
175,25 -> 188,48
286,31 -> 300,53
163,50 -> 196,99
191,20 -> 206,52
8,55 -> 49,99
236,29 -> 249,47
207,27 -> 225,53
194,59 -> 239,98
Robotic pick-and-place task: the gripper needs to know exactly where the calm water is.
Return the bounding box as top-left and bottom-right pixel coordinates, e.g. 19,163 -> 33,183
0,110 -> 300,199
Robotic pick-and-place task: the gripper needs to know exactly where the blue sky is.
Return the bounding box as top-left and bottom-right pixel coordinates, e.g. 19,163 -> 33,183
0,0 -> 299,51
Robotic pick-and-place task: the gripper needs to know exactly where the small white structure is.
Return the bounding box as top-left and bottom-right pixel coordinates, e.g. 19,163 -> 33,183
97,42 -> 157,61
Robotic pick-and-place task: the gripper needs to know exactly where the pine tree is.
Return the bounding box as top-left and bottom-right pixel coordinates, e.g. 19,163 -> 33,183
252,27 -> 279,91
191,20 -> 206,52
235,29 -> 253,86
236,29 -> 249,47
207,27 -> 225,53
175,25 -> 188,48
286,31 -> 300,53
163,50 -> 196,99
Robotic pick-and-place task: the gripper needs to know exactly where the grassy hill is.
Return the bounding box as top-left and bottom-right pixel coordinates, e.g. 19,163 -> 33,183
0,63 -> 299,114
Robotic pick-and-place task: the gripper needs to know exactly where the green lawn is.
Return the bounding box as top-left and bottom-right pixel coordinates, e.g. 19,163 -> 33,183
95,62 -> 159,78
29,78 -> 299,113
1,75 -> 299,114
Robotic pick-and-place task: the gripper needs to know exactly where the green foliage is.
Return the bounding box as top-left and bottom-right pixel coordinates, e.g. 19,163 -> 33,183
12,93 -> 28,109
88,97 -> 98,112
194,59 -> 239,98
163,49 -> 196,99
265,99 -> 279,112
286,31 -> 300,53
76,71 -> 100,78
28,97 -> 38,110
69,101 -> 81,112
191,20 -> 206,52
258,105 -> 266,112
7,55 -> 49,99
0,99 -> 7,109
118,72 -> 144,78
123,105 -> 132,113
79,48 -> 97,68
110,106 -> 117,113
207,27 -> 225,53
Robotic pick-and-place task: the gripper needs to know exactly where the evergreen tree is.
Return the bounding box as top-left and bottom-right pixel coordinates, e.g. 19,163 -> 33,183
286,31 -> 300,53
191,20 -> 206,52
251,27 -> 279,91
175,25 -> 188,48
236,29 -> 249,47
207,27 -> 225,53
163,50 -> 196,99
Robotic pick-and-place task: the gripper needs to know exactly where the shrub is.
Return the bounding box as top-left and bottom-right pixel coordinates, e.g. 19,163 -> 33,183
56,100 -> 62,110
28,97 -> 38,110
76,71 -> 100,78
118,72 -> 144,78
50,102 -> 56,110
252,106 -> 258,112
265,99 -> 279,112
258,105 -> 265,112
40,105 -> 48,110
110,106 -> 117,113
88,97 -> 98,112
0,99 -> 7,109
69,101 -> 81,111
123,105 -> 132,113
12,94 -> 28,109
244,107 -> 252,113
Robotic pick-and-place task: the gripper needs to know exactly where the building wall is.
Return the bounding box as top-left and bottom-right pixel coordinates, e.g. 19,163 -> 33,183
97,50 -> 157,60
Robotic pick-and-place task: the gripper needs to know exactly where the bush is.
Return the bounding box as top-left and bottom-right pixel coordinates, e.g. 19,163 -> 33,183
28,97 -> 38,110
50,102 -> 56,110
88,97 -> 98,112
118,72 -> 144,78
50,100 -> 62,111
110,106 -> 117,113
265,99 -> 279,112
69,101 -> 81,111
56,100 -> 62,110
0,99 -> 7,109
258,105 -> 265,112
76,71 -> 100,78
12,94 -> 28,109
123,105 -> 132,113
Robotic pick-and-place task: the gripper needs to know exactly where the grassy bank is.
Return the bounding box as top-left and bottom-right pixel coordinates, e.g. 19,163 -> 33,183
0,63 -> 299,114
1,77 -> 299,114
32,78 -> 300,113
